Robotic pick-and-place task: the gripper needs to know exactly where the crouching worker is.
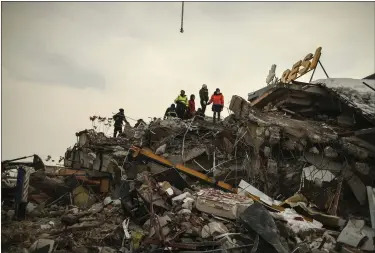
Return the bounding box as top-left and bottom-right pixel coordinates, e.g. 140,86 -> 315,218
207,88 -> 224,123
164,104 -> 178,119
174,90 -> 188,119
113,108 -> 130,137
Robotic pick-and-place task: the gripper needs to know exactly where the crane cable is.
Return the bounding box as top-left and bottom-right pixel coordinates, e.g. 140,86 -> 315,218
180,2 -> 184,33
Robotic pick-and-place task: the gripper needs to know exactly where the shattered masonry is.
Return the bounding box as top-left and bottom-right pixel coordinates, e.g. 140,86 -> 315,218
2,76 -> 375,253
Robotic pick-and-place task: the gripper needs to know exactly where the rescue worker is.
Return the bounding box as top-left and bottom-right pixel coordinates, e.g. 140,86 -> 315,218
113,108 -> 129,138
134,119 -> 146,128
149,117 -> 158,126
207,88 -> 224,123
174,90 -> 188,119
164,104 -> 178,119
186,94 -> 196,119
199,84 -> 209,115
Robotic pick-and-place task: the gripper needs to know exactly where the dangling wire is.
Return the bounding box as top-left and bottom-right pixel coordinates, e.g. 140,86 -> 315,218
180,1 -> 184,33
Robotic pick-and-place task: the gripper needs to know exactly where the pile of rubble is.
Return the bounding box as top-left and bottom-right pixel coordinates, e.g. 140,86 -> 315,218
2,77 -> 375,253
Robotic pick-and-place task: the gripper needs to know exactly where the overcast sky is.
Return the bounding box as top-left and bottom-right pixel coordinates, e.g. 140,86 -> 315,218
1,1 -> 374,161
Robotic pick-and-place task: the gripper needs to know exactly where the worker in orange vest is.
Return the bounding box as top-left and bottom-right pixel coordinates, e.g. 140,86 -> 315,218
207,88 -> 224,123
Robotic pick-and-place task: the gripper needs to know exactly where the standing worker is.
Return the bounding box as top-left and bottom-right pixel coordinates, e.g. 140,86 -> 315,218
174,90 -> 188,119
207,88 -> 224,123
199,84 -> 209,115
113,108 -> 130,138
186,94 -> 196,119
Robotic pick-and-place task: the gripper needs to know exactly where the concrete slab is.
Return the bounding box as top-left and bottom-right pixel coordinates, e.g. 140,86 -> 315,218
337,220 -> 366,248
196,188 -> 253,220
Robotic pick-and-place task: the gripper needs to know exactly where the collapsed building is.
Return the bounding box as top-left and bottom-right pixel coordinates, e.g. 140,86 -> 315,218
243,76 -> 375,208
2,70 -> 375,252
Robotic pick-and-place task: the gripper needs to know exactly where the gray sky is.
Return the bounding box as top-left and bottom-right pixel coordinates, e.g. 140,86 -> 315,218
2,2 -> 375,160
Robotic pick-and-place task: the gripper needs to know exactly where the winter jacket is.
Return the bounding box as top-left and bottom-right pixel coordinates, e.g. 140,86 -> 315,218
188,99 -> 196,113
209,93 -> 224,106
199,88 -> 209,102
174,94 -> 188,106
113,112 -> 129,126
164,107 -> 177,119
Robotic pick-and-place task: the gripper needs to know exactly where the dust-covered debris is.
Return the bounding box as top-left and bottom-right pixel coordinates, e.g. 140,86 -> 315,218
3,75 -> 375,253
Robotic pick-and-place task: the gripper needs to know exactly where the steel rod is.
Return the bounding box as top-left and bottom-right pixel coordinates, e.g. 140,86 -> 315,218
309,65 -> 317,83
318,60 -> 329,78
363,81 -> 375,92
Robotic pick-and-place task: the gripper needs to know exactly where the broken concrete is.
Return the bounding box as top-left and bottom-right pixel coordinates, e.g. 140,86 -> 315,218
196,188 -> 254,219
29,239 -> 55,253
337,220 -> 372,249
4,74 -> 375,253
201,222 -> 229,238
182,147 -> 206,163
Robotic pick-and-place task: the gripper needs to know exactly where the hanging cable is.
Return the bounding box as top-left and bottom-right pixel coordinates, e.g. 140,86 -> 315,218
180,1 -> 184,33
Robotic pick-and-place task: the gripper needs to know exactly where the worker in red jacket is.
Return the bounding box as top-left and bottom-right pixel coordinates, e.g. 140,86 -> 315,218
207,88 -> 224,123
186,94 -> 196,119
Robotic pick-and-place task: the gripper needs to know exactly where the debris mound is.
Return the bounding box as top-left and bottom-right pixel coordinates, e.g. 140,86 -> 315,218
2,77 -> 375,253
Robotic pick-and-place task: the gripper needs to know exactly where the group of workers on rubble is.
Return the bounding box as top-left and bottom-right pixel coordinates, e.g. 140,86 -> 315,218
112,84 -> 224,138
164,84 -> 224,122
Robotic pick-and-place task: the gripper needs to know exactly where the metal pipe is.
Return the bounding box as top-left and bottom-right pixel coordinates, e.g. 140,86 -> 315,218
363,81 -> 375,92
2,155 -> 34,165
318,60 -> 329,78
309,65 -> 317,83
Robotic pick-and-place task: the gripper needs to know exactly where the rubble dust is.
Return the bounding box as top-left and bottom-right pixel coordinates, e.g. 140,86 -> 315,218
2,77 -> 375,253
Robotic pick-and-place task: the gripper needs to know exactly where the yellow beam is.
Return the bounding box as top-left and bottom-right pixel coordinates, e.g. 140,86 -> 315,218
175,164 -> 236,192
138,148 -> 174,167
130,146 -> 236,192
130,147 -> 314,223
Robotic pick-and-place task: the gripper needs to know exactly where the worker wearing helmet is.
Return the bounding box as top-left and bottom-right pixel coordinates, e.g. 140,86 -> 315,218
207,88 -> 224,123
199,84 -> 209,115
113,108 -> 129,138
174,90 -> 188,119
164,104 -> 178,119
